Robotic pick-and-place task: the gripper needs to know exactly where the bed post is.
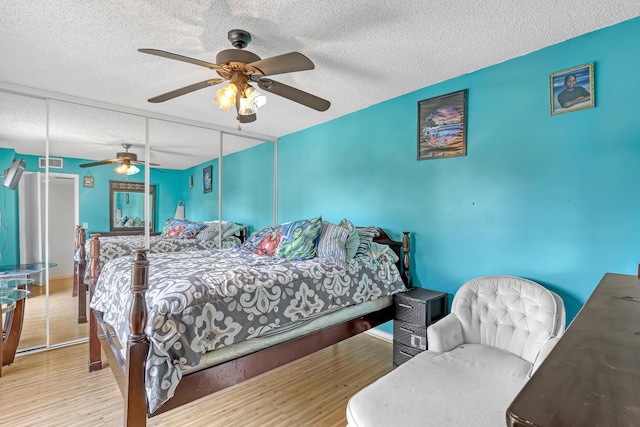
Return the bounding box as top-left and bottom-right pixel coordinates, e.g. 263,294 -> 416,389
402,231 -> 412,288
125,249 -> 150,427
77,227 -> 87,323
72,226 -> 81,297
88,233 -> 102,372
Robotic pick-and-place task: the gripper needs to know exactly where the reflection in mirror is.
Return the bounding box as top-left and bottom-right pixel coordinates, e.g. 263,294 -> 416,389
0,90 -> 47,352
110,181 -> 156,232
0,86 -> 277,358
45,100 -> 146,347
148,119 -> 222,226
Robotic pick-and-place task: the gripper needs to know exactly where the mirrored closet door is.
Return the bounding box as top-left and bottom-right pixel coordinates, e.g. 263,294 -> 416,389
0,85 -> 277,358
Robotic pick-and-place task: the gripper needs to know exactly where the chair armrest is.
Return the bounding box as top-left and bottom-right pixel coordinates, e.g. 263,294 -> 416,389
529,337 -> 560,377
427,313 -> 464,353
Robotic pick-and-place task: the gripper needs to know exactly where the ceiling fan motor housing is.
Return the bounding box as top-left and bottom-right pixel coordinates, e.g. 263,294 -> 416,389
116,151 -> 137,161
228,29 -> 251,49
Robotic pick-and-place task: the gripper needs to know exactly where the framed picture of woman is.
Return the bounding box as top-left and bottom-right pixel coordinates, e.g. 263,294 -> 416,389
550,63 -> 595,115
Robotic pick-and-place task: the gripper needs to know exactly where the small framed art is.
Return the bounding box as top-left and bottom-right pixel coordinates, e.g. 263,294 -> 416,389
418,89 -> 467,160
550,63 -> 594,115
203,165 -> 212,193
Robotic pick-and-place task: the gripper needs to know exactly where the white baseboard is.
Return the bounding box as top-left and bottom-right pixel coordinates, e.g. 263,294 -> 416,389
364,328 -> 393,343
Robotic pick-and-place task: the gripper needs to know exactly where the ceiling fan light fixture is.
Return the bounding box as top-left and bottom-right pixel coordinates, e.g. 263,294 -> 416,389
238,85 -> 266,116
214,83 -> 238,112
114,162 -> 140,176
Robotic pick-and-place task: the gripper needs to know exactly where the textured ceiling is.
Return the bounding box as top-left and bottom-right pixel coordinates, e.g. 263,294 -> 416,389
1,0 -> 639,169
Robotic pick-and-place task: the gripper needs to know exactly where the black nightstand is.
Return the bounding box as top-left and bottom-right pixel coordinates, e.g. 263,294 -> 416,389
393,287 -> 448,366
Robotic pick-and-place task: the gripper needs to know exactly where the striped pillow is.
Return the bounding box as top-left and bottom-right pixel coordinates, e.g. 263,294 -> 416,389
317,222 -> 349,268
355,226 -> 380,256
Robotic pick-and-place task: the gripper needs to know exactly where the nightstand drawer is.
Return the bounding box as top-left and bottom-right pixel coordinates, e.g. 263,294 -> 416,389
393,342 -> 422,366
393,320 -> 427,350
394,288 -> 447,325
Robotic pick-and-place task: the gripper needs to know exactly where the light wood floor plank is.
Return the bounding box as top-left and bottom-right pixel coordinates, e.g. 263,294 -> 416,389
0,333 -> 394,426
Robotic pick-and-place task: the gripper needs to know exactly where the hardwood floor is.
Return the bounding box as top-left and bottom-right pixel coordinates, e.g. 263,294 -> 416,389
0,332 -> 395,426
18,276 -> 88,350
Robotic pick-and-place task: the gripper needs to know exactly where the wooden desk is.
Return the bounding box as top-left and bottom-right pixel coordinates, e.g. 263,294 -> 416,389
506,273 -> 640,426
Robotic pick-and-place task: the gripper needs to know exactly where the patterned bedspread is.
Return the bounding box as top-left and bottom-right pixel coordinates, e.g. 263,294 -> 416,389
90,247 -> 406,413
80,235 -> 241,282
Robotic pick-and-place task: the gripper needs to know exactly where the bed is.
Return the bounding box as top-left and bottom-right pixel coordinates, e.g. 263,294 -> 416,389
73,220 -> 246,323
88,218 -> 411,426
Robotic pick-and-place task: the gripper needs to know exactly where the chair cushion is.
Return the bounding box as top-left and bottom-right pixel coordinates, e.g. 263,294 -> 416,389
451,275 -> 560,364
346,344 -> 531,427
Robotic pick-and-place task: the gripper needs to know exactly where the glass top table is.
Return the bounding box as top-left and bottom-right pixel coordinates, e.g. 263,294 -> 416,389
0,262 -> 58,277
0,277 -> 34,311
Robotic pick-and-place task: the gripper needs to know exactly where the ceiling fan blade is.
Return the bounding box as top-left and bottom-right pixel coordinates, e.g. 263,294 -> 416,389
148,78 -> 225,103
257,78 -> 330,111
245,52 -> 314,77
79,159 -> 120,168
131,160 -> 161,167
138,49 -> 222,71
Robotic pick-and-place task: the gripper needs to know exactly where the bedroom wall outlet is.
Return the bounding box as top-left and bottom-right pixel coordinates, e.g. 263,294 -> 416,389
82,222 -> 89,229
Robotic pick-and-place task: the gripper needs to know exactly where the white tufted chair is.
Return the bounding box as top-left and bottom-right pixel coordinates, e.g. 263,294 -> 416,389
346,276 -> 566,427
428,275 -> 565,369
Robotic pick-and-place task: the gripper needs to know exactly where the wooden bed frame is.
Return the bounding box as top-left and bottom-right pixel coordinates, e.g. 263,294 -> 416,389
88,229 -> 411,426
72,225 -> 247,324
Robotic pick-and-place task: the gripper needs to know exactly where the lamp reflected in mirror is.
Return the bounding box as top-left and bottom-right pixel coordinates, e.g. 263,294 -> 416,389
174,200 -> 185,220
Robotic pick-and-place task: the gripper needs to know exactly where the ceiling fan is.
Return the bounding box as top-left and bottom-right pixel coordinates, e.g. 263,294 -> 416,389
79,143 -> 160,175
139,29 -> 331,124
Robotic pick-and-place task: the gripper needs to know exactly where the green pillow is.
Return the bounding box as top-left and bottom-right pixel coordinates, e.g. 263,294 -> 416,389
339,218 -> 360,259
276,216 -> 323,260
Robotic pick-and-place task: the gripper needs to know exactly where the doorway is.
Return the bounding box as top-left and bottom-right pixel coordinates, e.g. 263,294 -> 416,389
17,171 -> 82,351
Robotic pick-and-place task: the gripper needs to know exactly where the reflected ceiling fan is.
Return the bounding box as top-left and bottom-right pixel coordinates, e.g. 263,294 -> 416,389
79,143 -> 160,176
139,29 -> 331,124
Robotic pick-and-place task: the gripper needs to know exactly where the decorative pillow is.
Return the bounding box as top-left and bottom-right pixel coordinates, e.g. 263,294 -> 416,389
160,217 -> 174,237
242,225 -> 282,254
363,241 -> 400,263
276,216 -> 323,260
195,222 -> 221,241
317,221 -> 349,269
339,218 -> 360,259
355,226 -> 380,256
162,218 -> 207,239
251,226 -> 283,256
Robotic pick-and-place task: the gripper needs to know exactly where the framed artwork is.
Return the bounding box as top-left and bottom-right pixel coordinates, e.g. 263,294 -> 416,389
550,63 -> 594,115
83,171 -> 94,188
203,165 -> 212,193
418,89 -> 467,160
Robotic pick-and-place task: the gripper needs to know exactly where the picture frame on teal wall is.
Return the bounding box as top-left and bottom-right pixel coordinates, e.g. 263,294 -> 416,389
417,89 -> 467,160
203,165 -> 212,193
550,63 -> 594,115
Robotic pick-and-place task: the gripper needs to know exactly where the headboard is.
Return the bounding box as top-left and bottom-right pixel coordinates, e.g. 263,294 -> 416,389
374,229 -> 412,288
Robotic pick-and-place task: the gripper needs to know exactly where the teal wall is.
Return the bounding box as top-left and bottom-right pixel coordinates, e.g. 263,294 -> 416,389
221,142 -> 274,233
0,148 -> 19,265
277,17 -> 640,329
